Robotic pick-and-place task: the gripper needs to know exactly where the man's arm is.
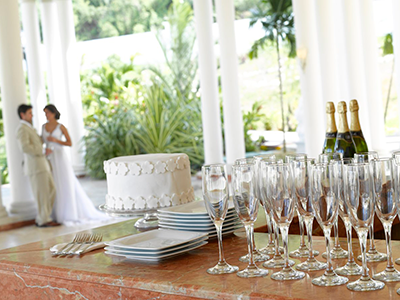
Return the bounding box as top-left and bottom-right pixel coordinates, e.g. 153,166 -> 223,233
16,126 -> 43,156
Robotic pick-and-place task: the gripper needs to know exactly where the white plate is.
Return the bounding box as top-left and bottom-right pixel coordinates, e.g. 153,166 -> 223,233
158,217 -> 240,229
159,222 -> 242,233
105,241 -> 208,261
104,237 -> 208,255
158,200 -> 235,216
157,212 -> 238,223
105,229 -> 207,251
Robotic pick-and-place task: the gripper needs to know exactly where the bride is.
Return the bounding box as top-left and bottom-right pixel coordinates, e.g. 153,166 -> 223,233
42,104 -> 107,225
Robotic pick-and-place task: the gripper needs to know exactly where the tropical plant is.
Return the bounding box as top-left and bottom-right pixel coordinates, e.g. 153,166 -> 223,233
83,104 -> 140,178
81,0 -> 204,177
133,82 -> 204,169
72,0 -> 172,41
248,0 -> 296,152
242,101 -> 266,152
149,0 -> 199,101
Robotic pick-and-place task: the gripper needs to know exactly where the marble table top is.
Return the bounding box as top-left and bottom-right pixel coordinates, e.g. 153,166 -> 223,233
0,219 -> 399,299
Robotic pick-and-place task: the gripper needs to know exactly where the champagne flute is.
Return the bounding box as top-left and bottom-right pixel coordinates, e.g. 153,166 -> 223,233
392,152 -> 400,266
354,151 -> 387,263
234,158 -> 270,263
268,163 -> 305,280
334,158 -> 363,276
343,162 -> 385,291
319,152 -> 348,260
254,154 -> 277,255
231,163 -> 268,278
259,160 -> 294,269
311,163 -> 348,287
292,158 -> 326,271
286,153 -> 317,258
202,164 -> 239,275
372,158 -> 400,282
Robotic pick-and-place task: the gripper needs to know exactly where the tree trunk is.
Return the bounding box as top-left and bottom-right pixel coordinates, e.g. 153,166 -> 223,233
276,32 -> 286,153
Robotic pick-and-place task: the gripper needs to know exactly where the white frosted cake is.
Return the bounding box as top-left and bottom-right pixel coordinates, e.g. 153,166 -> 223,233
103,153 -> 194,211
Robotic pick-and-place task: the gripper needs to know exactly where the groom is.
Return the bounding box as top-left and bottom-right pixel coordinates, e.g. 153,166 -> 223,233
16,104 -> 60,227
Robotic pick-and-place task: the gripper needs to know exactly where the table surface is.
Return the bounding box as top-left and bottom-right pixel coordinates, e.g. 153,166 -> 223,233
0,219 -> 399,300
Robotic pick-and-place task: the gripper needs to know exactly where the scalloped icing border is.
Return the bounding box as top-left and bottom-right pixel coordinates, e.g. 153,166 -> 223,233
104,187 -> 195,211
103,155 -> 190,176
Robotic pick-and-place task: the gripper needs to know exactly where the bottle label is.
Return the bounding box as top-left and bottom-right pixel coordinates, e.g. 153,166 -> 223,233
336,133 -> 353,143
325,132 -> 336,138
350,131 -> 365,139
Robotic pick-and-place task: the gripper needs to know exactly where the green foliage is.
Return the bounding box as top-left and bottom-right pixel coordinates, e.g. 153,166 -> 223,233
242,101 -> 266,152
81,0 -> 203,177
248,0 -> 296,152
72,0 -> 172,41
248,0 -> 296,59
382,33 -> 393,56
84,104 -> 139,178
150,0 -> 198,100
133,83 -> 204,169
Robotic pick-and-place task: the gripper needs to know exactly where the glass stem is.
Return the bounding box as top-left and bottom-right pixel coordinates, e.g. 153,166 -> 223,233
334,220 -> 340,248
266,212 -> 273,245
245,223 -> 256,267
280,225 -> 290,269
305,217 -> 315,259
358,229 -> 369,278
383,222 -> 394,270
215,221 -> 226,264
298,212 -> 305,247
323,227 -> 333,274
273,220 -> 280,257
345,221 -> 354,264
369,218 -> 376,250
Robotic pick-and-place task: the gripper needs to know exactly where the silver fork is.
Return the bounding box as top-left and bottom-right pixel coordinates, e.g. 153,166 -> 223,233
74,234 -> 103,256
58,234 -> 91,256
52,233 -> 85,256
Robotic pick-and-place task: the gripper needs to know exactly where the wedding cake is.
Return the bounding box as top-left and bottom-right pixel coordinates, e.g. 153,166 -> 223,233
103,153 -> 195,211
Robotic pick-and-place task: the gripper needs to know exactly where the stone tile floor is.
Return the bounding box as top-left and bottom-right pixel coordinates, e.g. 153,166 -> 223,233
0,176 -> 202,251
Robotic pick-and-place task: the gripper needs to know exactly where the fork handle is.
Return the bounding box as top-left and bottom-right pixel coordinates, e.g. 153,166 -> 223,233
75,243 -> 94,255
60,243 -> 80,255
53,242 -> 73,255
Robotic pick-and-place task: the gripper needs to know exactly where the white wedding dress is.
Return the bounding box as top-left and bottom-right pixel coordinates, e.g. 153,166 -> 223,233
42,123 -> 108,225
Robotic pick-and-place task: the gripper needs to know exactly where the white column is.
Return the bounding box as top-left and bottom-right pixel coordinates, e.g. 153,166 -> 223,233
338,0 -> 371,143
358,0 -> 386,152
393,0 -> 400,123
292,0 -> 324,158
20,0 -> 47,132
55,0 -> 86,174
193,0 -> 224,165
40,0 -> 69,128
214,0 -> 245,165
0,0 -> 36,217
313,0 -> 341,103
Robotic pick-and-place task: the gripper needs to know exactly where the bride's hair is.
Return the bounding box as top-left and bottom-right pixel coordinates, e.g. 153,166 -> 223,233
44,104 -> 61,120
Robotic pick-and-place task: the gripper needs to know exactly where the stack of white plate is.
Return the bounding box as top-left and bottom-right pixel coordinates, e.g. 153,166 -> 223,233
157,201 -> 242,238
105,229 -> 208,261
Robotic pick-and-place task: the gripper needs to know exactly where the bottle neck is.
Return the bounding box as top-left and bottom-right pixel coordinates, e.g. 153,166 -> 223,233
350,110 -> 361,132
337,112 -> 350,133
326,112 -> 337,134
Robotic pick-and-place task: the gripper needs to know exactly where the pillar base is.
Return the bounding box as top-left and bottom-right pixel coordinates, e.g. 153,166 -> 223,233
73,163 -> 86,177
0,205 -> 8,218
8,201 -> 37,219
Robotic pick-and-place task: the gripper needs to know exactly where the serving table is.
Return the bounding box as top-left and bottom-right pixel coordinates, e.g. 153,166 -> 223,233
0,219 -> 399,299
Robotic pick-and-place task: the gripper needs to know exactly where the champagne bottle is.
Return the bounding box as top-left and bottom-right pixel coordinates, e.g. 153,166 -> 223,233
334,101 -> 356,158
349,99 -> 368,153
322,102 -> 337,153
